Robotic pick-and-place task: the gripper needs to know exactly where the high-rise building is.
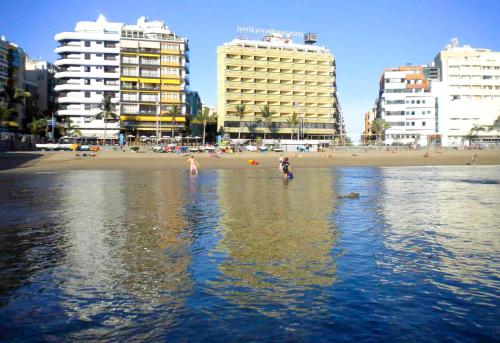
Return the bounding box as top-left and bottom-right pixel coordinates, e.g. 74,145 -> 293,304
119,17 -> 189,138
0,37 -> 9,96
217,32 -> 338,140
54,15 -> 122,138
376,66 -> 437,146
432,39 -> 500,146
25,57 -> 58,113
0,37 -> 27,129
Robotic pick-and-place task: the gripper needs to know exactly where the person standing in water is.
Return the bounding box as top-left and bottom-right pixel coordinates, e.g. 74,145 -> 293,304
281,157 -> 292,180
187,155 -> 199,175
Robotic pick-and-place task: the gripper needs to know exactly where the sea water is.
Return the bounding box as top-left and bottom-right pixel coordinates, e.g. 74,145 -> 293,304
0,166 -> 498,341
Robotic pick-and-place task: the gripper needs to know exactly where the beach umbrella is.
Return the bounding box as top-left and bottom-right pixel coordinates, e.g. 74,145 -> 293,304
185,136 -> 192,139
162,135 -> 171,139
193,136 -> 201,140
150,135 -> 157,138
127,135 -> 135,138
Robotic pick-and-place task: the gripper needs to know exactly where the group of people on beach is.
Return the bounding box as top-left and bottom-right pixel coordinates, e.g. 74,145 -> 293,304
187,154 -> 293,180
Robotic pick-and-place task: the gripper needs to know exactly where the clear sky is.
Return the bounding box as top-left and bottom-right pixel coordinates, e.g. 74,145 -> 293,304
1,0 -> 499,134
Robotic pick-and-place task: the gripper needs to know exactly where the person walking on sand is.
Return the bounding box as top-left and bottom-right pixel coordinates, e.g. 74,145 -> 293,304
472,153 -> 477,164
187,155 -> 199,175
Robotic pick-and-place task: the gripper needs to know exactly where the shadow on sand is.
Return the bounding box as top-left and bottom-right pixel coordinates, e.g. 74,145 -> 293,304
0,152 -> 47,171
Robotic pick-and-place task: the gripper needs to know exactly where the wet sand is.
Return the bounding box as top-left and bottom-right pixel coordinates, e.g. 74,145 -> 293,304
1,149 -> 499,173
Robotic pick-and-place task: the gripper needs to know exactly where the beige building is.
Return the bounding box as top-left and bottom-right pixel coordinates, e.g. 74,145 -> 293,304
217,33 -> 339,139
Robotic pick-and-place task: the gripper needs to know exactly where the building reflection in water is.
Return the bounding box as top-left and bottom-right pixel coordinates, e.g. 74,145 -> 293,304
210,169 -> 338,317
56,170 -> 193,332
378,167 -> 500,292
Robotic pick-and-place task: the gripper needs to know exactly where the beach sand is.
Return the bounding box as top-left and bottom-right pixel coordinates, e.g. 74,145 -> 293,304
1,148 -> 499,173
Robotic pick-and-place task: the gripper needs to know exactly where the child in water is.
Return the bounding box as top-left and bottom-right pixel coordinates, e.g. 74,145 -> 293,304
187,155 -> 199,175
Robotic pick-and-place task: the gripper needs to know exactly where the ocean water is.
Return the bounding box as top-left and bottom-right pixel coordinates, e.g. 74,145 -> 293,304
0,166 -> 499,342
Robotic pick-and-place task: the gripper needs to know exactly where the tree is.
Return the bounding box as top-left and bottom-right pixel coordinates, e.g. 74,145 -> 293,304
0,105 -> 16,130
259,105 -> 274,140
235,104 -> 246,140
1,85 -> 31,109
370,118 -> 391,146
96,95 -> 117,144
27,117 -> 47,137
286,112 -> 299,139
61,117 -> 81,137
191,106 -> 216,146
167,104 -> 180,139
468,124 -> 486,146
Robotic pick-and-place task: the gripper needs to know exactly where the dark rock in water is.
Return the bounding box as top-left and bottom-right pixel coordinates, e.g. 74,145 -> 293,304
337,192 -> 360,199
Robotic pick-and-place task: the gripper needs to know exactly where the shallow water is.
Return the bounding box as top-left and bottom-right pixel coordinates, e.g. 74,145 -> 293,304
0,166 -> 499,341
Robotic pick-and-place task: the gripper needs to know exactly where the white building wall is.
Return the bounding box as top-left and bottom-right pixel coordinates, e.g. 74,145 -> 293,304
54,15 -> 123,138
434,42 -> 500,146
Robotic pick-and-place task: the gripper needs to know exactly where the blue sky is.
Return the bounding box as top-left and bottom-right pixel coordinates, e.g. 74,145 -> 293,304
2,0 -> 499,134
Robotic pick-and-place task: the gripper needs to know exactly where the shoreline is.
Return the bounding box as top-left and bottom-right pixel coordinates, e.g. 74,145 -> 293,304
1,149 -> 499,173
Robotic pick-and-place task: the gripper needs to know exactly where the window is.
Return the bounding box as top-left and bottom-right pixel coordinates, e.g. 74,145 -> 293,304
84,117 -> 91,123
411,100 -> 415,104
416,100 -> 421,104
96,78 -> 102,82
85,92 -> 90,98
85,41 -> 90,47
411,111 -> 415,115
411,122 -> 415,126
85,53 -> 90,60
422,121 -> 426,126
96,54 -> 102,57
84,79 -> 90,85
96,41 -> 102,45
84,66 -> 91,72
85,104 -> 91,110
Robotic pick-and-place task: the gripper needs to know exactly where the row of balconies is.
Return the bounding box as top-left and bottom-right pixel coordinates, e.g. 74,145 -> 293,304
224,105 -> 334,115
224,70 -> 333,82
222,47 -> 332,61
224,81 -> 333,91
225,93 -> 335,103
224,58 -> 333,71
55,45 -> 119,54
54,58 -> 120,67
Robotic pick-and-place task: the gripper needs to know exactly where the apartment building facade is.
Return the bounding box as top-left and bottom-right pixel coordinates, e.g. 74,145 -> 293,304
0,37 -> 8,96
433,39 -> 500,146
25,58 -> 58,113
217,33 -> 338,140
376,66 -> 437,146
54,15 -> 121,138
119,17 -> 189,137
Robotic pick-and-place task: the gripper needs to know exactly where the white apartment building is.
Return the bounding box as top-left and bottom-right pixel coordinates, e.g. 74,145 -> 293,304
433,39 -> 500,146
54,15 -> 122,138
377,66 -> 437,146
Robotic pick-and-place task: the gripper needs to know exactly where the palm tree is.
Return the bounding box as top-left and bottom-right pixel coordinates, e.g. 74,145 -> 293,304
61,117 -> 81,137
191,106 -> 216,146
27,117 -> 47,138
235,104 -> 246,140
286,112 -> 299,139
259,105 -> 274,140
468,124 -> 486,147
167,104 -> 179,139
96,95 -> 117,145
371,118 -> 391,146
0,105 -> 16,130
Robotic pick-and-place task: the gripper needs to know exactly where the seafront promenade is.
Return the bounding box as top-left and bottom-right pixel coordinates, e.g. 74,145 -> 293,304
1,148 -> 499,173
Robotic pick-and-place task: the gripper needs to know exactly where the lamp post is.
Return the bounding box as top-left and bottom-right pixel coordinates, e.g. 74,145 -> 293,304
156,99 -> 160,146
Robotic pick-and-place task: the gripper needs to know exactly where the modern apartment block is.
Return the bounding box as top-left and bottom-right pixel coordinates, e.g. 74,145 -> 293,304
25,57 -> 58,113
376,66 -> 437,146
54,15 -> 121,138
432,39 -> 500,146
217,33 -> 338,139
0,37 -> 27,128
119,17 -> 189,137
0,37 -> 8,95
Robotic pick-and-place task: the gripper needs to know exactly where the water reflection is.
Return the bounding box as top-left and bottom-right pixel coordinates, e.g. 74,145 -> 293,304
210,169 -> 338,317
379,167 -> 500,295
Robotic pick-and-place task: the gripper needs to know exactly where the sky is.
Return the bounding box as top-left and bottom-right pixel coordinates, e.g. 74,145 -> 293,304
1,0 -> 499,134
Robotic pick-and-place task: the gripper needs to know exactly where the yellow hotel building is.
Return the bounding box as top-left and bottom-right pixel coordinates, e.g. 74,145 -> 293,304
119,17 -> 189,136
217,33 -> 339,139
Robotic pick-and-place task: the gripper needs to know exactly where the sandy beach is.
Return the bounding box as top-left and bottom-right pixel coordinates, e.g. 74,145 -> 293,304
1,148 -> 499,173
